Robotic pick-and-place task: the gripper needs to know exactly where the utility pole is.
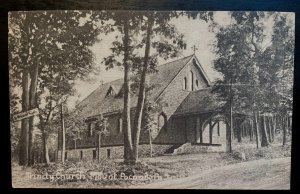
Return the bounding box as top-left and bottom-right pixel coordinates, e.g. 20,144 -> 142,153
149,128 -> 153,157
98,129 -> 101,163
227,78 -> 233,153
60,103 -> 65,164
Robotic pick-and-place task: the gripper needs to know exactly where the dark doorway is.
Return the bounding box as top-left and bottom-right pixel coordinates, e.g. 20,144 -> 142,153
93,150 -> 97,159
107,149 -> 111,159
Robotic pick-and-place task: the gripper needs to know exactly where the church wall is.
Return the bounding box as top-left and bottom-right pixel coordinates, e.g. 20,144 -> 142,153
153,59 -> 208,144
65,57 -> 210,150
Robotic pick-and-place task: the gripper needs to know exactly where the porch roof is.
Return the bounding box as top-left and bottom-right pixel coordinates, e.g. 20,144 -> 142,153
173,88 -> 226,116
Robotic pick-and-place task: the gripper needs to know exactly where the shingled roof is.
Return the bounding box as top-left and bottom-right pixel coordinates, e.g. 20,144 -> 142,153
173,88 -> 226,116
77,55 -> 194,118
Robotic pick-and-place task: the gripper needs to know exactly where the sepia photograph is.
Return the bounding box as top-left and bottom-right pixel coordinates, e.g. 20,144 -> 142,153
8,10 -> 294,189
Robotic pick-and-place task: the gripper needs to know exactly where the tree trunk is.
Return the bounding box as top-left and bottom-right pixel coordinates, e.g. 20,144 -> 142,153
237,124 -> 242,143
56,132 -> 59,163
28,63 -> 39,166
132,15 -> 154,163
268,117 -> 274,143
266,117 -> 272,143
249,120 -> 253,142
42,133 -> 50,165
60,104 -> 65,164
272,116 -> 276,142
122,17 -> 134,165
19,69 -> 30,166
253,111 -> 260,149
269,117 -> 273,143
217,122 -> 220,136
226,79 -> 233,153
283,114 -> 287,146
288,114 -> 292,134
261,115 -> 269,147
149,129 -> 153,157
98,133 -> 101,163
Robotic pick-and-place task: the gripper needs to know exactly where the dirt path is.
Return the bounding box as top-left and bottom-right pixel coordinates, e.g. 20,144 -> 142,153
11,164 -> 56,188
132,157 -> 291,190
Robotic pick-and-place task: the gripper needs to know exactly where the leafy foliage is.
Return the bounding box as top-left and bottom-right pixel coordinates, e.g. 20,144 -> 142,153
212,12 -> 294,115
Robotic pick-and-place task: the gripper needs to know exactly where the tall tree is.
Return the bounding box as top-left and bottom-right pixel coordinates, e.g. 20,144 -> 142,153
131,11 -> 190,162
102,11 -> 214,164
270,14 -> 294,145
99,11 -> 144,164
9,10 -> 101,166
213,12 -> 294,149
102,11 -> 187,164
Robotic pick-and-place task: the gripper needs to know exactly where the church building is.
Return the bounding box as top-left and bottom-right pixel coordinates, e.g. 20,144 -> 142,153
60,55 -> 247,161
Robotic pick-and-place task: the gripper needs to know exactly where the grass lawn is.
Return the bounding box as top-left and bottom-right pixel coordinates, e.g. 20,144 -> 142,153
12,136 -> 291,188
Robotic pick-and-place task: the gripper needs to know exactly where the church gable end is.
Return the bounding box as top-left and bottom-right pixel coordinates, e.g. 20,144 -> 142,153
154,55 -> 211,123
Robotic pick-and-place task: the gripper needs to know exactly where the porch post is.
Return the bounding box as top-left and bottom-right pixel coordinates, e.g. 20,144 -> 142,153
185,117 -> 188,143
196,117 -> 200,143
209,120 -> 213,144
200,119 -> 203,144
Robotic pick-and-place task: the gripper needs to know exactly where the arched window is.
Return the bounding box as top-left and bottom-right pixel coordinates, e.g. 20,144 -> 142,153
190,71 -> 194,91
158,112 -> 167,132
196,79 -> 199,88
183,77 -> 187,90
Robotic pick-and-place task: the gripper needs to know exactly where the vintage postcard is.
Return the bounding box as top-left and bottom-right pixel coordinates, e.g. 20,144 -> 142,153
9,10 -> 294,189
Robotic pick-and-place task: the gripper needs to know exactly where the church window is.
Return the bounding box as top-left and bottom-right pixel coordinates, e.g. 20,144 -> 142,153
88,123 -> 93,136
190,71 -> 194,91
183,77 -> 187,90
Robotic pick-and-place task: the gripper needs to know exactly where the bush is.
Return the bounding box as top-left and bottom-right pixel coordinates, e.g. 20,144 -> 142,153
220,143 -> 291,162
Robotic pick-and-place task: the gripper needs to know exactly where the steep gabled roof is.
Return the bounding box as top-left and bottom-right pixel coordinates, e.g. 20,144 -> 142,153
76,55 -> 196,118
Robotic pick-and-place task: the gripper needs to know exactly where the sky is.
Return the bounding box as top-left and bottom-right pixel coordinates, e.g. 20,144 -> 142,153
67,11 -> 232,108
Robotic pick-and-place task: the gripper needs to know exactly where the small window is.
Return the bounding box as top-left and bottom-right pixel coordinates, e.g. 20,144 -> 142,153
183,77 -> 187,90
93,150 -> 97,159
196,79 -> 199,88
107,149 -> 111,159
65,152 -> 68,160
88,122 -> 94,136
106,86 -> 115,97
107,89 -> 113,96
190,71 -> 194,91
80,151 -> 83,159
119,117 -> 123,133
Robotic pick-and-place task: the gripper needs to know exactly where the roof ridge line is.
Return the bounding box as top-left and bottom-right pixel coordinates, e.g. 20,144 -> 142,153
77,55 -> 194,108
103,55 -> 195,84
157,54 -> 194,67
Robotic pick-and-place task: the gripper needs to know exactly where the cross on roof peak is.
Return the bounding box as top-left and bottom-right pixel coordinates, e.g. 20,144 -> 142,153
191,45 -> 198,54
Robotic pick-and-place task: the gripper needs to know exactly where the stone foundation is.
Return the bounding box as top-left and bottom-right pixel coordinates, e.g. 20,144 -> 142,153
57,144 -> 173,161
